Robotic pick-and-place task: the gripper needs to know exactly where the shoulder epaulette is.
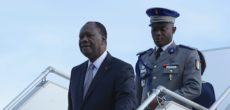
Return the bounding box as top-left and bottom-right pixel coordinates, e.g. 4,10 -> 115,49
179,44 -> 196,50
136,48 -> 153,56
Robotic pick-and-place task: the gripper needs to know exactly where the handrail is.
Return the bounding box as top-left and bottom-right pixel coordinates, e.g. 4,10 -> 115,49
50,67 -> 70,80
209,86 -> 230,110
136,89 -> 161,110
137,85 -> 208,110
3,66 -> 70,110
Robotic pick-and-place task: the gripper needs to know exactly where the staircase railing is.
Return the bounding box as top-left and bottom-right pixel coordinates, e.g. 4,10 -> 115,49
3,66 -> 70,110
137,85 -> 230,110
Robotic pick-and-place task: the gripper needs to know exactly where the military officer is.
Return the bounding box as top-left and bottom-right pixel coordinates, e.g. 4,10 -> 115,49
136,7 -> 202,109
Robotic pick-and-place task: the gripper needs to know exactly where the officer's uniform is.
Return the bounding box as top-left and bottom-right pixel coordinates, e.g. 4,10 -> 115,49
136,8 -> 202,107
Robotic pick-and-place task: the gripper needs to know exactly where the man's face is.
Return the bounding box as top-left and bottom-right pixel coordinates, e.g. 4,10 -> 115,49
79,22 -> 106,62
151,23 -> 176,47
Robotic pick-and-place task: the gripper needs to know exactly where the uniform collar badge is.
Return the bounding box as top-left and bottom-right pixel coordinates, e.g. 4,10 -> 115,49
168,48 -> 175,54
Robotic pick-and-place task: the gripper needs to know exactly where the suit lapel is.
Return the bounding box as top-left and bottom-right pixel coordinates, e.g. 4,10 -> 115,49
79,61 -> 88,108
156,42 -> 177,63
82,53 -> 113,105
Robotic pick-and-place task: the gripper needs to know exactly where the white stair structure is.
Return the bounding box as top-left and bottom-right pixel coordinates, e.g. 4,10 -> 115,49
155,101 -> 190,110
137,85 -> 230,110
3,67 -> 70,110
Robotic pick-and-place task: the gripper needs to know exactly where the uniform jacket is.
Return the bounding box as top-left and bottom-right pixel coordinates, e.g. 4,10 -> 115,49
136,42 -> 201,105
68,53 -> 136,110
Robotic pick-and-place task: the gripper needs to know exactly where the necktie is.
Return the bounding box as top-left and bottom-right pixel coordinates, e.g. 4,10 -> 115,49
83,63 -> 95,99
155,48 -> 163,60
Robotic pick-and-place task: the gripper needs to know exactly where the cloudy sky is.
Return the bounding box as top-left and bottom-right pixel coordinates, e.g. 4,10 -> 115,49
1,0 -> 230,109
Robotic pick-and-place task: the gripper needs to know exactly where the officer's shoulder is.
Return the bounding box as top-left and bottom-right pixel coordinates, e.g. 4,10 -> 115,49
178,44 -> 197,51
136,48 -> 153,56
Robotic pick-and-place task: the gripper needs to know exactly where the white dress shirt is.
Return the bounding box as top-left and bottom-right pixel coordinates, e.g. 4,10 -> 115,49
155,40 -> 174,56
84,51 -> 108,86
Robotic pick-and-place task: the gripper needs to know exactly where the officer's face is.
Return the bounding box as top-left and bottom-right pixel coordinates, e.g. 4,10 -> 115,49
151,23 -> 176,47
79,22 -> 106,62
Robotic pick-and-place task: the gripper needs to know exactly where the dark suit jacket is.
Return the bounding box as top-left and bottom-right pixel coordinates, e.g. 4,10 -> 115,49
192,82 -> 216,110
68,53 -> 136,110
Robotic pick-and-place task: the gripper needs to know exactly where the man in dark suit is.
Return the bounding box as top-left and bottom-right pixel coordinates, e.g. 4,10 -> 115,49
68,21 -> 136,110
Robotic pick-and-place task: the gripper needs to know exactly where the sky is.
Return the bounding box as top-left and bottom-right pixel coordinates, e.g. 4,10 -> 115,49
1,0 -> 230,109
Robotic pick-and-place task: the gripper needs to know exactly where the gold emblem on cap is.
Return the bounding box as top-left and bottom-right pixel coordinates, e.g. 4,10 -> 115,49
155,9 -> 159,15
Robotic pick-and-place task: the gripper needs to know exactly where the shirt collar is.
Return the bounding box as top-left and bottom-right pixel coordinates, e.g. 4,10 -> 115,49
88,51 -> 107,69
155,40 -> 174,51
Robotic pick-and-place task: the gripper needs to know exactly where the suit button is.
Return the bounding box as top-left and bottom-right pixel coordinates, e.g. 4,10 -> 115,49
154,65 -> 157,68
153,76 -> 157,79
